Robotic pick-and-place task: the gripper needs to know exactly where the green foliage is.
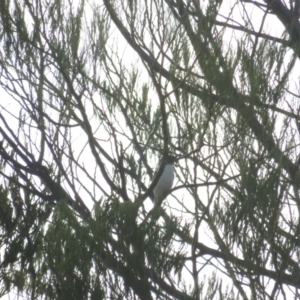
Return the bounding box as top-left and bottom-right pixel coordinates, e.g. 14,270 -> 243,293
1,0 -> 300,299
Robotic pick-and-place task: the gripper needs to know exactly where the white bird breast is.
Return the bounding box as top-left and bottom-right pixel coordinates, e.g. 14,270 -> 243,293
153,164 -> 174,201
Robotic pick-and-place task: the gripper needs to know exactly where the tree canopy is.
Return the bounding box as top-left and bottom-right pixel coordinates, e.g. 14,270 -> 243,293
1,0 -> 300,299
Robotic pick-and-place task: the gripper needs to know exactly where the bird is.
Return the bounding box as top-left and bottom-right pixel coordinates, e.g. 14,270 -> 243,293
152,155 -> 176,205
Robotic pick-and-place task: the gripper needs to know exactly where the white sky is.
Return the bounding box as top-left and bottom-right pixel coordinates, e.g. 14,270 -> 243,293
1,0 -> 300,299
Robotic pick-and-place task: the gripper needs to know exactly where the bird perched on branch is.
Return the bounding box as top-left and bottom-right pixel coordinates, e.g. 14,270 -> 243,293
152,155 -> 176,205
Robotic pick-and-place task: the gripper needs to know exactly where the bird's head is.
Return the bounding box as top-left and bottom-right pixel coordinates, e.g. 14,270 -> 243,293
162,155 -> 177,165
